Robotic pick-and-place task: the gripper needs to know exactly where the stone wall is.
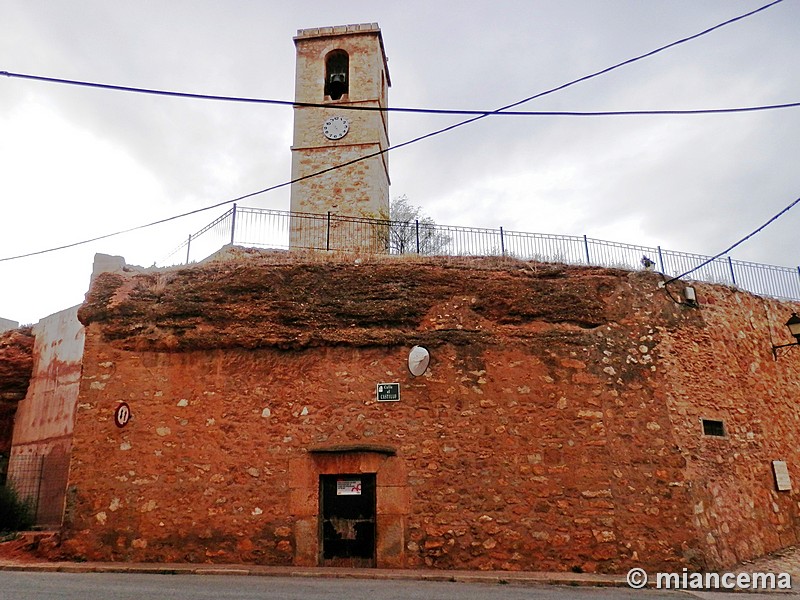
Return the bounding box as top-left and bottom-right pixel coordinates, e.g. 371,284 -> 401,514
59,253 -> 800,572
0,317 -> 20,334
658,288 -> 800,568
8,306 -> 86,526
0,326 -> 34,482
9,306 -> 85,458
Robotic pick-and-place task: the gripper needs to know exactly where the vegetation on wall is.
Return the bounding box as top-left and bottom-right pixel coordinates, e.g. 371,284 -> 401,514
0,485 -> 33,533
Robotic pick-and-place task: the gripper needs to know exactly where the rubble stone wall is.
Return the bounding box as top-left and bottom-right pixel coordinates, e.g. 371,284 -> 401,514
59,253 -> 800,572
0,327 -> 34,481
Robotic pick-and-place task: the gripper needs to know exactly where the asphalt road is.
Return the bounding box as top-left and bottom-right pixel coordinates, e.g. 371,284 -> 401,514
3,572 -> 783,600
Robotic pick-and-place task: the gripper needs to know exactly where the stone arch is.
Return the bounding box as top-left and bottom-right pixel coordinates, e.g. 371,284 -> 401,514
324,49 -> 349,100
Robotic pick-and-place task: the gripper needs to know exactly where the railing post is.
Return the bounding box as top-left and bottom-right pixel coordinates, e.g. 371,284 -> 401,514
415,219 -> 420,254
657,245 -> 665,274
186,234 -> 192,265
583,235 -> 591,265
326,211 -> 331,251
500,227 -> 505,256
230,203 -> 237,245
728,256 -> 736,285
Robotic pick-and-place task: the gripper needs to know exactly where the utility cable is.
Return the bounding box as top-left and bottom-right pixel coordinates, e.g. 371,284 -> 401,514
0,1 -> 789,117
665,195 -> 800,284
0,200 -> 234,262
2,70 -> 798,117
0,0 -> 785,263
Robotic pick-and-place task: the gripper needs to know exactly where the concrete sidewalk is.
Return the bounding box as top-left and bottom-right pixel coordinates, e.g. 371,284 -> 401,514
2,538 -> 799,590
0,558 -> 627,587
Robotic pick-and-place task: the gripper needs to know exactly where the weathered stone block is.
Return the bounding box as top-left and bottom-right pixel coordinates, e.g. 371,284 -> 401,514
377,485 -> 410,515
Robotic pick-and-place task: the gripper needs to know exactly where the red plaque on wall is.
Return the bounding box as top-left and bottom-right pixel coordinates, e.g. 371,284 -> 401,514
114,402 -> 131,428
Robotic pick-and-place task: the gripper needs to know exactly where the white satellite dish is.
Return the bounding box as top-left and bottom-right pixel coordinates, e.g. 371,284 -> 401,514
408,346 -> 430,377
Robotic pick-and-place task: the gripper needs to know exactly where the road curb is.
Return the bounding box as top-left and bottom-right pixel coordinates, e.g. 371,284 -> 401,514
0,561 -> 628,587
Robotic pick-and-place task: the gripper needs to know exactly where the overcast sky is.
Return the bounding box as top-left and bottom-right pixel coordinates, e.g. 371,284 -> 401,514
2,1 -> 799,325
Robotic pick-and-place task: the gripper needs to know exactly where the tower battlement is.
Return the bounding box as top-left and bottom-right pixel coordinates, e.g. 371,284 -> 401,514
295,23 -> 381,39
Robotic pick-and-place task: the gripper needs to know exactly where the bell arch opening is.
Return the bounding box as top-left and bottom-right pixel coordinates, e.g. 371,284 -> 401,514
325,50 -> 349,100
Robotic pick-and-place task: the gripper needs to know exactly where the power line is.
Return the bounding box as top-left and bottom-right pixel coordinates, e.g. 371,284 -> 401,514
666,196 -> 800,284
0,200 -> 232,263
3,70 -> 798,117
0,0 -> 786,263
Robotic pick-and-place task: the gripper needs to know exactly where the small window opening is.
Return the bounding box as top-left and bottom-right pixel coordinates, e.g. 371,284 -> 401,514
325,50 -> 349,100
702,419 -> 725,437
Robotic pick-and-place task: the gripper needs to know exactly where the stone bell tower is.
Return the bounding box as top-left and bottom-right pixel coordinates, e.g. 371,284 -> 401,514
289,23 -> 391,250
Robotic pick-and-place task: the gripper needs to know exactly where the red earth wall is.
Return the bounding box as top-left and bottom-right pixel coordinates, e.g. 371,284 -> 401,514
0,327 -> 34,478
58,252 -> 800,572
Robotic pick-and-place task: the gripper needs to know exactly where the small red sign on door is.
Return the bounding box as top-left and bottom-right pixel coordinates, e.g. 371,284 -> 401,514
336,479 -> 362,495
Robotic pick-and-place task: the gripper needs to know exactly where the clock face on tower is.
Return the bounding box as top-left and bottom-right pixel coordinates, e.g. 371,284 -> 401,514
322,115 -> 350,140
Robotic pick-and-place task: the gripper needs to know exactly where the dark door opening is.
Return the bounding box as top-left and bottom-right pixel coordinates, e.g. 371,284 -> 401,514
320,474 -> 376,567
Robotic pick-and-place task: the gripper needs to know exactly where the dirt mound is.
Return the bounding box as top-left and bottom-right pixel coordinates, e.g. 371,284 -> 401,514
78,252 -> 632,352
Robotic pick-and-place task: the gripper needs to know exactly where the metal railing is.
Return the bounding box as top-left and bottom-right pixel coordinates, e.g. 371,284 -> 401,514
160,204 -> 800,302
